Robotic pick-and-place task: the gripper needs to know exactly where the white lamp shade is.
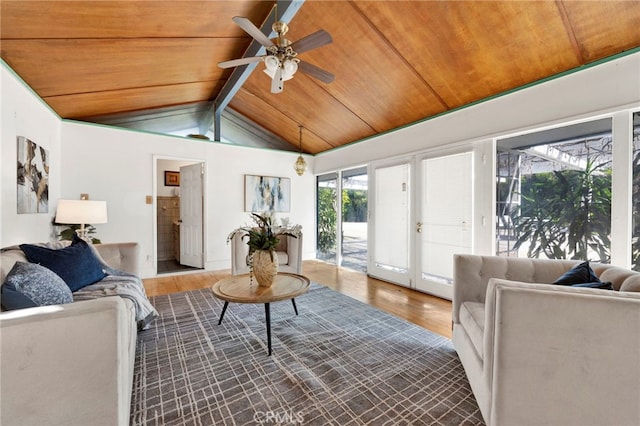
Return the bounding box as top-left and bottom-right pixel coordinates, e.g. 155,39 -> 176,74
283,59 -> 298,79
264,55 -> 279,71
55,200 -> 108,224
264,56 -> 297,81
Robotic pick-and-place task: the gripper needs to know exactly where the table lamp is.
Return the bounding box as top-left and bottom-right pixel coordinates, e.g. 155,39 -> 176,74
55,199 -> 108,241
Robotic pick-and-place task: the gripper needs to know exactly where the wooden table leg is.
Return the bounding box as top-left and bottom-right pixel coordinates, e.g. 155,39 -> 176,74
218,301 -> 229,325
264,302 -> 272,356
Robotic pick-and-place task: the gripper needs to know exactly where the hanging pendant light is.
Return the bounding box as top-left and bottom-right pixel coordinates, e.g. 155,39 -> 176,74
294,125 -> 307,176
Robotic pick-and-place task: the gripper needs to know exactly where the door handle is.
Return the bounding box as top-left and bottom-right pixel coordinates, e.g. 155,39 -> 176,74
416,222 -> 423,233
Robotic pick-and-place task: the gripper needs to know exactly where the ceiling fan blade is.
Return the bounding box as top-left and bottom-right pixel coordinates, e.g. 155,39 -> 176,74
291,30 -> 332,54
298,61 -> 335,84
218,56 -> 263,69
271,66 -> 284,94
232,16 -> 274,48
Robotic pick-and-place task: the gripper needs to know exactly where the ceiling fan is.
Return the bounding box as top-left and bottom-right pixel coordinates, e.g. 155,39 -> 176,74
218,15 -> 334,94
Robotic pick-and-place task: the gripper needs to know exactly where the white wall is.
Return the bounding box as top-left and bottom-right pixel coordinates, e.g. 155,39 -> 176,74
1,63 -> 62,245
60,122 -> 315,277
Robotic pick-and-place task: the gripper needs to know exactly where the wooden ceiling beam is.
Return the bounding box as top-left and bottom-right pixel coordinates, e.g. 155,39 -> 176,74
554,0 -> 586,64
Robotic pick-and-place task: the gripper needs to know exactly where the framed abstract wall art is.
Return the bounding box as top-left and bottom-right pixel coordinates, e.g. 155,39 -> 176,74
244,175 -> 291,212
17,136 -> 49,214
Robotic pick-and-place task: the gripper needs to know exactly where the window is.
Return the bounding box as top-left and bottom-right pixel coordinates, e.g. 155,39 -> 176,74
632,112 -> 640,271
496,119 -> 613,262
316,169 -> 369,272
341,167 -> 368,272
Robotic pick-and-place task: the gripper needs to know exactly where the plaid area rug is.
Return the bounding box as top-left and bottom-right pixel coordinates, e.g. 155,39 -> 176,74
130,284 -> 484,425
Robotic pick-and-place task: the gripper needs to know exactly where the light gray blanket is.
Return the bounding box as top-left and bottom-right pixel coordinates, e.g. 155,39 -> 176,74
73,267 -> 158,330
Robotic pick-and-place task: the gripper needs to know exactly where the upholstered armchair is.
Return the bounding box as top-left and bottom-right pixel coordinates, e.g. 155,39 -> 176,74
230,232 -> 303,275
452,254 -> 640,426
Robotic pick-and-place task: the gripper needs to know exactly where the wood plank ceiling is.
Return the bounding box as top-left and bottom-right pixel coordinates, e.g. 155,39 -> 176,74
2,1 -> 639,154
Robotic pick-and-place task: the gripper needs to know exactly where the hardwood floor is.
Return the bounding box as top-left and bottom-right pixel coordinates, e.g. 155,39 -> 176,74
142,260 -> 453,339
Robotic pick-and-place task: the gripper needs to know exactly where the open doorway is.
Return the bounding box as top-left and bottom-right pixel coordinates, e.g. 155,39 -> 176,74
155,157 -> 205,274
316,167 -> 368,272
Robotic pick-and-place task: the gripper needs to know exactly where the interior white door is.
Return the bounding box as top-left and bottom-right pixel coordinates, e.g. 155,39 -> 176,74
179,163 -> 204,268
368,161 -> 412,286
415,152 -> 473,299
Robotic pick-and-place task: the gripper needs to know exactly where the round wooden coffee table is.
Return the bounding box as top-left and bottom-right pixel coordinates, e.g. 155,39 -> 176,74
212,273 -> 310,355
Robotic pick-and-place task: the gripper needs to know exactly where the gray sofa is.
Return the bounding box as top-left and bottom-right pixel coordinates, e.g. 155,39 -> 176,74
452,254 -> 640,426
0,241 -> 151,426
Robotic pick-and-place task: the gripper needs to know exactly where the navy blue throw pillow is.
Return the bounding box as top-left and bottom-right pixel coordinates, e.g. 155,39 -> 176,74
20,239 -> 106,292
553,261 -> 600,285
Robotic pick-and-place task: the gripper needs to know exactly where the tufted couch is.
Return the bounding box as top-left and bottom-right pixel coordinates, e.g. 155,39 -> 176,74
0,242 -> 145,426
452,254 -> 640,426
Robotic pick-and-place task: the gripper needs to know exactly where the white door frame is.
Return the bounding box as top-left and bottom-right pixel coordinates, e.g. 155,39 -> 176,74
152,155 -> 207,275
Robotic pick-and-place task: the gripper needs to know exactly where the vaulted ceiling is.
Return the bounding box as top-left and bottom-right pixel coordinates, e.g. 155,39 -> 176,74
2,1 -> 639,154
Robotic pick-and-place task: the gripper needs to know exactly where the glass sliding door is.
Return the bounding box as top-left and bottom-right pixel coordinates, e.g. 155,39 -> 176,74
316,173 -> 338,264
341,167 -> 368,272
416,152 -> 473,299
369,161 -> 412,286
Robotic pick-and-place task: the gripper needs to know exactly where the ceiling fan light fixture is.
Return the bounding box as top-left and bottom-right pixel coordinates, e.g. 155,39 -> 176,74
294,125 -> 307,176
220,14 -> 334,93
283,59 -> 298,79
264,56 -> 279,78
264,55 -> 279,71
264,57 -> 297,81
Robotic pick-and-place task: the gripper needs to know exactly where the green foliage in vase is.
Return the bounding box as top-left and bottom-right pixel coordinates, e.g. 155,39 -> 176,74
56,224 -> 101,244
244,214 -> 280,261
228,213 -> 298,262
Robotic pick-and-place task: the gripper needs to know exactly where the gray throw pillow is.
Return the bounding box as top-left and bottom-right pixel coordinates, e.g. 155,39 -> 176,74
1,262 -> 73,310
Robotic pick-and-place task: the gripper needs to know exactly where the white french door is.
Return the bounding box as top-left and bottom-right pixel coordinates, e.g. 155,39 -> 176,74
179,163 -> 204,268
369,151 -> 474,300
415,152 -> 473,299
368,160 -> 412,286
